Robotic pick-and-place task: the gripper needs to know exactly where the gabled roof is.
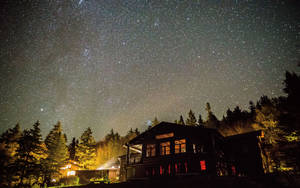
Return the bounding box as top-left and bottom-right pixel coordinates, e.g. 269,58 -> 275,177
225,130 -> 262,141
128,121 -> 222,145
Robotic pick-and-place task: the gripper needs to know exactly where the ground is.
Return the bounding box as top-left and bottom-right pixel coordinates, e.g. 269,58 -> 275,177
68,174 -> 300,188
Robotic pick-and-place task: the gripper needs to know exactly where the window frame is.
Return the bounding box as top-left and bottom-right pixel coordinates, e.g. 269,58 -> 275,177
160,141 -> 171,155
146,144 -> 156,157
174,139 -> 186,154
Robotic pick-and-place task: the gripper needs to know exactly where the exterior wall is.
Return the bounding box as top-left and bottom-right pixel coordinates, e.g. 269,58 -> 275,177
124,132 -> 221,181
121,123 -> 265,181
226,133 -> 264,176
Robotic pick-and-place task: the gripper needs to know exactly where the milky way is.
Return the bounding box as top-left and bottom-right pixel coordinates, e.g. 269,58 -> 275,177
0,0 -> 299,140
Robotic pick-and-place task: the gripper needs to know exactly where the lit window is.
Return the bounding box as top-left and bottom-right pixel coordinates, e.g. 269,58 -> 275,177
67,171 -> 76,176
175,139 -> 186,154
156,132 -> 174,139
146,144 -> 156,157
200,160 -> 206,170
160,142 -> 170,155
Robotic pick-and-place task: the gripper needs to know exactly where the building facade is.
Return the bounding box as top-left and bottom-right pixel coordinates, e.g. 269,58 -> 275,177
120,122 -> 265,181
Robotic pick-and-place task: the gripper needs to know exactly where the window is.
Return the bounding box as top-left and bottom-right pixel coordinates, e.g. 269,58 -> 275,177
160,141 -> 170,155
146,144 -> 156,157
156,132 -> 174,139
175,139 -> 186,154
200,160 -> 206,170
193,144 -> 205,153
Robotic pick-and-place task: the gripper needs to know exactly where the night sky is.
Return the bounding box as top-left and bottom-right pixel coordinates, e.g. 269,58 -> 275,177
0,0 -> 299,141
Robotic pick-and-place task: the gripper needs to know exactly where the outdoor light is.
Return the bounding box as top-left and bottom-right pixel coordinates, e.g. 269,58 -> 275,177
67,171 -> 76,176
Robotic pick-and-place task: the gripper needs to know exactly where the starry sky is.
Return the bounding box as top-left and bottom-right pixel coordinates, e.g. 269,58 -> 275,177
0,0 -> 299,141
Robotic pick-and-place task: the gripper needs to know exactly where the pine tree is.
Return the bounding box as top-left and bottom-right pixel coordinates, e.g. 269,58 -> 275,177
178,115 -> 185,125
0,123 -> 22,187
43,121 -> 68,185
14,121 -> 46,186
205,102 -> 219,128
152,117 -> 160,126
186,110 -> 197,126
198,114 -> 204,127
68,137 -> 78,161
75,127 -> 96,169
29,121 -> 47,185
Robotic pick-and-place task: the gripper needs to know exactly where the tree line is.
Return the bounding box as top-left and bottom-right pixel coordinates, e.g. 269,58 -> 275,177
150,71 -> 300,172
0,71 -> 299,187
0,120 -> 139,187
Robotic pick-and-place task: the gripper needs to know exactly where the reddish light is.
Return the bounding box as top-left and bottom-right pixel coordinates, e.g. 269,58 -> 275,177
160,165 -> 163,175
232,165 -> 236,175
185,162 -> 188,173
175,163 -> 178,173
152,168 -> 155,176
168,164 -> 171,174
200,160 -> 206,170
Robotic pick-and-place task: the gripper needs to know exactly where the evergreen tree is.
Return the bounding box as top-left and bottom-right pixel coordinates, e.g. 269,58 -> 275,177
255,98 -> 284,144
152,117 -> 160,126
205,102 -> 219,128
281,71 -> 300,140
198,114 -> 204,127
249,101 -> 256,117
76,127 -> 96,169
178,115 -> 185,125
134,128 -> 140,135
43,121 -> 68,185
0,123 -> 22,187
186,110 -> 197,126
14,121 -> 46,187
68,137 -> 78,161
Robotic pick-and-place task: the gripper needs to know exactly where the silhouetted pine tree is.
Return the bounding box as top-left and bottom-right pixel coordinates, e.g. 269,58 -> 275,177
68,137 -> 78,161
186,110 -> 197,126
205,102 -> 219,128
198,114 -> 204,127
14,121 -> 46,187
152,117 -> 160,126
178,115 -> 185,125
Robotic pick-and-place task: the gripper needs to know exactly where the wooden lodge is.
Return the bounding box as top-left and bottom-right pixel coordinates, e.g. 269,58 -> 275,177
120,122 -> 265,181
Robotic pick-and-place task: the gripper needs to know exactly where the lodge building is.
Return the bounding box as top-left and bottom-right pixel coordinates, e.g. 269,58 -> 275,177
119,122 -> 264,181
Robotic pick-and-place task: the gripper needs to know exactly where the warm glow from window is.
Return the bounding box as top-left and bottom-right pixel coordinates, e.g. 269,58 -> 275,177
146,144 -> 156,157
160,141 -> 170,155
160,165 -> 163,175
155,132 -> 174,139
185,162 -> 188,173
67,171 -> 76,176
175,139 -> 186,153
200,160 -> 206,170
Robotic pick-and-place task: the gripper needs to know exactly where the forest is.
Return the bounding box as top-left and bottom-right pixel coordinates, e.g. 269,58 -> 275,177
0,71 -> 299,187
